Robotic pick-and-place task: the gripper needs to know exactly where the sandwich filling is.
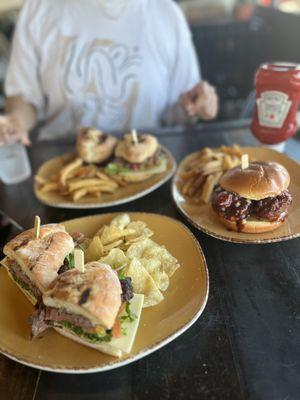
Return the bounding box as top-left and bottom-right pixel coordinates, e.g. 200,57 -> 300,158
5,258 -> 42,301
30,277 -> 134,341
212,185 -> 292,231
105,148 -> 167,175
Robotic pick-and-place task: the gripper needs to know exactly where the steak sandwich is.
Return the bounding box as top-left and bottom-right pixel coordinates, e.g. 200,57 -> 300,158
1,224 -> 74,305
212,161 -> 292,233
105,132 -> 168,182
30,262 -> 144,357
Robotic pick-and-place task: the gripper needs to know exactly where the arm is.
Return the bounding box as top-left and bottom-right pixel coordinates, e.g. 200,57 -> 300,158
161,2 -> 218,125
5,96 -> 37,132
0,96 -> 37,146
1,0 -> 45,146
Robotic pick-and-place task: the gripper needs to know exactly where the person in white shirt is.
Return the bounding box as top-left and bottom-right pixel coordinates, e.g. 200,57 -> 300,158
0,0 -> 218,145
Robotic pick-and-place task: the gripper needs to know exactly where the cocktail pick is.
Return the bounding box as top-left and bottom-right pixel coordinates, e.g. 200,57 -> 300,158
74,248 -> 85,273
34,216 -> 41,239
241,154 -> 249,170
131,129 -> 138,145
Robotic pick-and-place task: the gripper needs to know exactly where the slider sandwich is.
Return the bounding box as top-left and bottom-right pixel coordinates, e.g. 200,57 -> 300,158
76,127 -> 117,164
105,132 -> 168,182
212,161 -> 292,233
30,262 -> 144,357
1,224 -> 74,305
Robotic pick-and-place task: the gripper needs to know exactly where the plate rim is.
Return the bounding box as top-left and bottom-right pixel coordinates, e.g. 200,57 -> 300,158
34,147 -> 177,209
0,212 -> 209,373
172,147 -> 300,244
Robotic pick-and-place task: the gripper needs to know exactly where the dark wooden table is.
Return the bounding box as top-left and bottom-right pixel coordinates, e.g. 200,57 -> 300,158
0,120 -> 299,400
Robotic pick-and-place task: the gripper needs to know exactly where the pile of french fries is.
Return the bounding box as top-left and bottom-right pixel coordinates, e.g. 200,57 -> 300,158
35,157 -> 126,202
178,145 -> 250,204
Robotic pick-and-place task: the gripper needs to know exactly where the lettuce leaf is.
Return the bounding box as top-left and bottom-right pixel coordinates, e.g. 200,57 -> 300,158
105,163 -> 131,176
61,321 -> 112,343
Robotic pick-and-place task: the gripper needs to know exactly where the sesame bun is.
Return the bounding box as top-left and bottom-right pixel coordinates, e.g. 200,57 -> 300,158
220,161 -> 290,201
115,133 -> 158,164
76,128 -> 117,164
3,224 -> 74,292
217,215 -> 284,234
43,262 -> 122,330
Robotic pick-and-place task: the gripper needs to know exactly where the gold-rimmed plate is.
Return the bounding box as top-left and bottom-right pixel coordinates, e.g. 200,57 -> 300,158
172,147 -> 300,244
0,212 -> 208,373
34,147 -> 176,209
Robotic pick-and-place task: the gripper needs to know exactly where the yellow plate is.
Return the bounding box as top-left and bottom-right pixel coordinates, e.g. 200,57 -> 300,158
34,147 -> 176,209
0,213 -> 208,373
172,147 -> 300,244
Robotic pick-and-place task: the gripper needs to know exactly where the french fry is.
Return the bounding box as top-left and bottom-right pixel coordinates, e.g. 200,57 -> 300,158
35,175 -> 47,185
87,189 -> 102,198
40,182 -> 60,192
181,177 -> 194,195
223,155 -> 234,170
68,178 -> 118,192
60,158 -> 83,186
73,166 -> 97,178
199,172 -> 221,204
111,175 -> 127,187
220,145 -> 243,157
96,171 -> 111,181
72,188 -> 88,202
179,145 -> 253,204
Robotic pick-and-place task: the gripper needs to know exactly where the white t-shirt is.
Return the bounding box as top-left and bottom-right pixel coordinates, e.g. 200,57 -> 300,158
5,0 -> 200,139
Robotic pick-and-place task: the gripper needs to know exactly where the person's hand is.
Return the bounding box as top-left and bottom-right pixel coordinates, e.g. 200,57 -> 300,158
180,81 -> 218,121
0,115 -> 30,146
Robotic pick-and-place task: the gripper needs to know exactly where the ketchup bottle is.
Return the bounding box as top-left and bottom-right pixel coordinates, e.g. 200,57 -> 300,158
251,63 -> 300,144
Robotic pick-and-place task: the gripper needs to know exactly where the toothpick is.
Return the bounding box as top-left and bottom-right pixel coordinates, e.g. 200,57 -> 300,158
34,216 -> 41,239
74,249 -> 85,273
131,129 -> 138,145
241,154 -> 249,170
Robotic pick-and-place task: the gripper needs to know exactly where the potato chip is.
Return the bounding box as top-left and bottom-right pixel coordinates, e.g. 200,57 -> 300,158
84,236 -> 103,262
125,221 -> 153,242
150,269 -> 170,292
139,258 -> 161,274
127,239 -> 179,278
126,239 -> 152,259
100,248 -> 129,270
110,214 -> 131,230
103,240 -> 124,253
143,244 -> 180,277
100,225 -> 135,245
125,258 -> 163,307
138,258 -> 169,291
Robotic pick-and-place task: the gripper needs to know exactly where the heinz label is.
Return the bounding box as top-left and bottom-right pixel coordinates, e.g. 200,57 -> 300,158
257,90 -> 291,129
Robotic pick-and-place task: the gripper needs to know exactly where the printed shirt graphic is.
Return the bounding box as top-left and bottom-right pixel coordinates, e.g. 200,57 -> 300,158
5,0 -> 200,139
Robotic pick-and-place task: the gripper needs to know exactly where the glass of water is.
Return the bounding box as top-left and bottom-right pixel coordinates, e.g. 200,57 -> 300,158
0,143 -> 31,184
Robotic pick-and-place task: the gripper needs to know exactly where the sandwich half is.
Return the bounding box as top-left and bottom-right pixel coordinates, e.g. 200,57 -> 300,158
30,262 -> 144,357
1,224 -> 74,305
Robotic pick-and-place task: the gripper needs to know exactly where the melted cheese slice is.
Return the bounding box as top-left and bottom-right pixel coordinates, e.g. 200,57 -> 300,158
110,293 -> 144,354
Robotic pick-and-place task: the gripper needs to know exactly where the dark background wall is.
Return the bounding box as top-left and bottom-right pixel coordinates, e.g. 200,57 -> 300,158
191,6 -> 300,119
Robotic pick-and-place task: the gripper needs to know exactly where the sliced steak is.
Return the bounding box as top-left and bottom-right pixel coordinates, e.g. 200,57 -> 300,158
6,258 -> 42,301
29,307 -> 50,338
30,306 -> 94,338
70,231 -> 86,245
